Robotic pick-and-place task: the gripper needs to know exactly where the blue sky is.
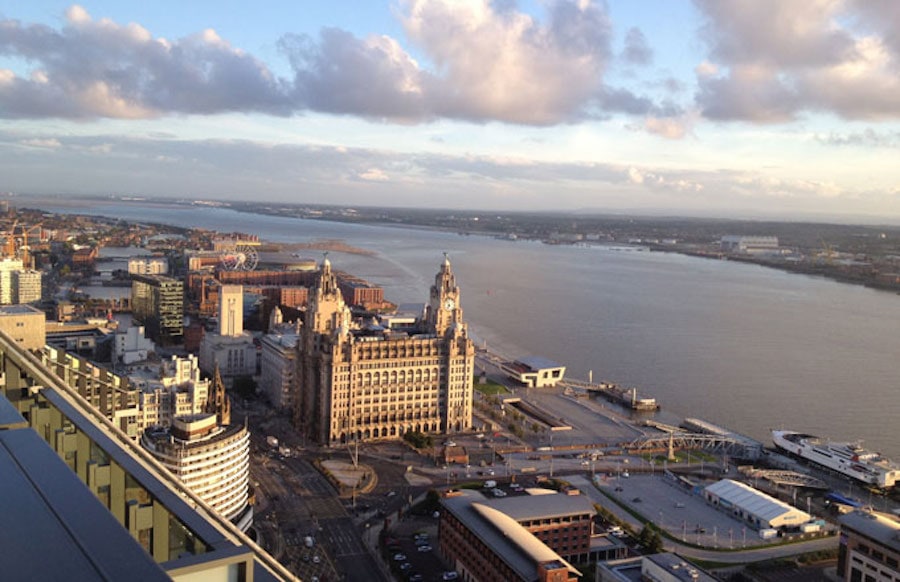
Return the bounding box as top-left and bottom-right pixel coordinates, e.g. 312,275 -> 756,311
1,1 -> 899,222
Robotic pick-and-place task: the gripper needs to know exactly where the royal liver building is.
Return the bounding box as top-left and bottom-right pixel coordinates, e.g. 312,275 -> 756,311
294,255 -> 474,446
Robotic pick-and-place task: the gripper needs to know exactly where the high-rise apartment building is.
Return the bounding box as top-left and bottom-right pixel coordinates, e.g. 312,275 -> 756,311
294,256 -> 474,446
0,257 -> 23,304
131,274 -> 184,343
12,269 -> 42,304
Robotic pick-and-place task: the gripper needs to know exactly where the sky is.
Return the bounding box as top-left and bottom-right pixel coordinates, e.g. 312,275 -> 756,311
1,1 -> 900,222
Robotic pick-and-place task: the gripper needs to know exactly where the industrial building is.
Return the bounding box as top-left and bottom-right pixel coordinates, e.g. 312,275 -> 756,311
720,235 -> 780,255
703,479 -> 810,530
838,510 -> 900,582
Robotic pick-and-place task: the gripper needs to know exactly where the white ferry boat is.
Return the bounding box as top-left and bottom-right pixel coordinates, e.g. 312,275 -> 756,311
772,430 -> 900,489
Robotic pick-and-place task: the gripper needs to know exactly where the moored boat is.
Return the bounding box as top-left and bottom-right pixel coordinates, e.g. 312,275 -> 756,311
772,430 -> 899,489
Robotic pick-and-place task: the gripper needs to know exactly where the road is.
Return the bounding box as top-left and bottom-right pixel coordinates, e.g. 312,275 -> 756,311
248,427 -> 388,582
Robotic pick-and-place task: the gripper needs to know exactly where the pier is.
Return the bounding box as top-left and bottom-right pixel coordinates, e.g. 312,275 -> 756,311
562,378 -> 660,411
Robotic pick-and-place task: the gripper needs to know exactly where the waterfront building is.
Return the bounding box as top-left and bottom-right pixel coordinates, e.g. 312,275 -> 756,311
0,304 -> 47,350
0,257 -> 23,304
440,489 -> 581,582
703,479 -> 810,530
506,356 -> 566,388
294,255 -> 474,446
260,320 -> 300,410
720,235 -> 780,254
837,510 -> 900,582
11,269 -> 42,304
131,274 -> 184,344
128,256 -> 169,275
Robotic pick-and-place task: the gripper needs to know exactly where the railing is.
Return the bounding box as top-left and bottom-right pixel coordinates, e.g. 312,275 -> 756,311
0,328 -> 297,581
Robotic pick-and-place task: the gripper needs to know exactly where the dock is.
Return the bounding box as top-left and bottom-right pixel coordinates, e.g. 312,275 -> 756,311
563,378 -> 659,411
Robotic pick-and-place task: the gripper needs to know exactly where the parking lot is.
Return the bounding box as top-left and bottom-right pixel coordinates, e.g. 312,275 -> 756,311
601,473 -> 770,549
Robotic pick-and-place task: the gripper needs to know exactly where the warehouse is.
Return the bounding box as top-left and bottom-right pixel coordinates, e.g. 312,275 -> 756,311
703,479 -> 810,530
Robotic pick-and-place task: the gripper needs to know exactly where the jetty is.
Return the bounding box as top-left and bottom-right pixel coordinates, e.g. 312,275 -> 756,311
562,378 -> 659,411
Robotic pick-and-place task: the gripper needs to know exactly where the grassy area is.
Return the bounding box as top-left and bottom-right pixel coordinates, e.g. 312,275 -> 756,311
475,380 -> 510,396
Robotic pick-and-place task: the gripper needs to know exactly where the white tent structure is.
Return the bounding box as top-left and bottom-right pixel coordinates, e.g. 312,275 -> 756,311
704,479 -> 810,530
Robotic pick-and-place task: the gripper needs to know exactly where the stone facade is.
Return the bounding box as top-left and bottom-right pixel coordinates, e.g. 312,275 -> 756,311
294,256 -> 474,446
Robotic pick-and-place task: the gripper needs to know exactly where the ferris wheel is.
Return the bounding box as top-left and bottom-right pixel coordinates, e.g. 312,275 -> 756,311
219,242 -> 259,271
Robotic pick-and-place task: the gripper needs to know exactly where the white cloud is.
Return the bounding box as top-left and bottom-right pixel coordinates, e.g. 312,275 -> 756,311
19,138 -> 61,149
357,168 -> 389,181
0,1 -> 678,126
693,0 -> 900,122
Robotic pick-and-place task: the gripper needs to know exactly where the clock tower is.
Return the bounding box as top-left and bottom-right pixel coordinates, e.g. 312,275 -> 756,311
428,253 -> 463,336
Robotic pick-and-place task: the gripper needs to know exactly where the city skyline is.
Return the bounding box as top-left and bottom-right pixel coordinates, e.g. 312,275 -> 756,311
1,1 -> 900,222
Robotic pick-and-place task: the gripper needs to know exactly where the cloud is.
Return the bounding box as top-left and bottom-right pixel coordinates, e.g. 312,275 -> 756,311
0,1 -> 679,126
19,138 -> 61,149
357,168 -> 389,181
0,5 -> 293,119
693,0 -> 900,121
621,27 -> 652,65
630,114 -> 696,140
1,129 -> 895,218
815,128 -> 900,148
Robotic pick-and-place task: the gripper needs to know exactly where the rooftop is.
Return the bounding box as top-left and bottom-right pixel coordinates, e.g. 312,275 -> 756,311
840,510 -> 900,551
442,489 -> 580,581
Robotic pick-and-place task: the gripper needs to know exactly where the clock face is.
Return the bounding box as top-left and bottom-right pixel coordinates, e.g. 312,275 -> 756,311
444,299 -> 455,311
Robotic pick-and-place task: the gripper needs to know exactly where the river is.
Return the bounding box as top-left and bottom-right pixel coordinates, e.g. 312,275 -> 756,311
30,200 -> 900,460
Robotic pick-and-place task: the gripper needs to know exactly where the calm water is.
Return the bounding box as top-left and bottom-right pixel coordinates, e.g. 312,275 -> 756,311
34,201 -> 900,459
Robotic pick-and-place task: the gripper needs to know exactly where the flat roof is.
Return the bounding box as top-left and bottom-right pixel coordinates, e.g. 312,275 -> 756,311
0,425 -> 169,581
0,304 -> 44,316
840,511 -> 900,551
516,356 -> 564,371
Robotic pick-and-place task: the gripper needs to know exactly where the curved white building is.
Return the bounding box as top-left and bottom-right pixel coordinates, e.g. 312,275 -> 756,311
141,414 -> 251,530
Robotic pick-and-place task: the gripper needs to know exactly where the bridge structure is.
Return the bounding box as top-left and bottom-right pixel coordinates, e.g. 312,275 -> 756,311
625,432 -> 764,461
0,328 -> 295,581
